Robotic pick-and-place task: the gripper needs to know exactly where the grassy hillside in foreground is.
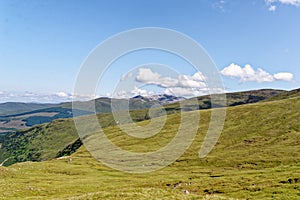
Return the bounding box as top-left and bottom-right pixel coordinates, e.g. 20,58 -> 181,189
0,96 -> 299,199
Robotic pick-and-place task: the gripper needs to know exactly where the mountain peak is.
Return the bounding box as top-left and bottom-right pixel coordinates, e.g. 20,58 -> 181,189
132,94 -> 186,104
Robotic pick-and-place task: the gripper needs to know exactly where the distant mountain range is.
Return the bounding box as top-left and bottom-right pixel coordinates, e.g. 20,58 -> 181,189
132,94 -> 186,104
0,87 -> 299,167
0,95 -> 183,134
0,94 -> 184,116
0,102 -> 56,116
0,89 -> 297,135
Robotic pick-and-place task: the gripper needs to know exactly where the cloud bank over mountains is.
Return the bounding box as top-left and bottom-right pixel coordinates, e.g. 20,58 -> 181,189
0,91 -> 98,103
0,91 -> 71,103
0,63 -> 295,102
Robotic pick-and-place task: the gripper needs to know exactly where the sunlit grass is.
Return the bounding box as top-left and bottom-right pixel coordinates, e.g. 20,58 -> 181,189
0,97 -> 300,199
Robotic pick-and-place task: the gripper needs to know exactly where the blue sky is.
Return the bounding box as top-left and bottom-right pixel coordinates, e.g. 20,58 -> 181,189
0,0 -> 299,102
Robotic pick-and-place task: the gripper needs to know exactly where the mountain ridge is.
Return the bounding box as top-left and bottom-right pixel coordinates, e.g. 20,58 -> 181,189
0,88 -> 298,166
0,89 -> 289,135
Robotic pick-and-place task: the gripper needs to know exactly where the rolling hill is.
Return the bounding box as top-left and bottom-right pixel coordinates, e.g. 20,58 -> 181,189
0,95 -> 182,135
264,88 -> 300,102
0,107 -> 92,135
163,88 -> 284,113
0,89 -> 285,135
0,89 -> 299,199
0,102 -> 56,116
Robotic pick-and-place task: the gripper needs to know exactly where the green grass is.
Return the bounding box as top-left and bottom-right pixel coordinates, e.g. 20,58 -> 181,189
0,119 -> 78,166
0,108 -> 155,166
0,96 -> 300,199
263,88 -> 300,102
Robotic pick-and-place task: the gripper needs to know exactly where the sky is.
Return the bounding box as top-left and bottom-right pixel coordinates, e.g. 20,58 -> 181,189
0,0 -> 299,103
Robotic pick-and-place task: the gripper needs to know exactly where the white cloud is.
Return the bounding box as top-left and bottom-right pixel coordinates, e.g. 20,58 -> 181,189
131,86 -> 154,97
0,91 -> 100,103
112,87 -> 154,98
136,68 -> 179,88
178,75 -> 207,88
136,68 -> 161,83
56,92 -> 70,98
164,87 -> 225,97
125,69 -> 208,97
221,63 -> 293,83
254,68 -> 275,82
213,0 -> 226,12
134,68 -> 210,97
266,0 -> 300,11
165,87 -> 195,97
192,71 -> 207,81
165,87 -> 208,97
220,63 -> 243,78
114,90 -> 128,98
136,68 -> 207,88
274,72 -> 294,81
269,5 -> 277,11
0,91 -> 66,103
221,63 -> 274,82
121,72 -> 133,81
277,0 -> 300,6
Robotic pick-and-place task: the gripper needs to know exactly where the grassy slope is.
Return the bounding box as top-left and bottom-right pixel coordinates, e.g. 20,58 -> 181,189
220,89 -> 284,106
163,89 -> 284,112
264,88 -> 300,102
0,109 -> 153,166
0,119 -> 78,166
0,96 -> 299,199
